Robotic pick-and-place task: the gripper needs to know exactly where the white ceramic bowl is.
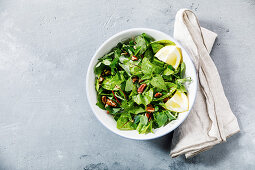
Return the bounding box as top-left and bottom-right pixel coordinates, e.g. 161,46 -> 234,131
86,28 -> 197,140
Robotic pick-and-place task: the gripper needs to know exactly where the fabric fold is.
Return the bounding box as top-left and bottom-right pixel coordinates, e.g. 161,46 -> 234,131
170,9 -> 240,158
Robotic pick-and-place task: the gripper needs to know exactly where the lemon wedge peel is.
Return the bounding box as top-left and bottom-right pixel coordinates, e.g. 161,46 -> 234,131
155,45 -> 182,69
165,91 -> 189,113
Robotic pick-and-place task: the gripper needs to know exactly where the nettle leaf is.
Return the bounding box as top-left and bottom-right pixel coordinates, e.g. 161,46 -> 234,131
150,75 -> 167,90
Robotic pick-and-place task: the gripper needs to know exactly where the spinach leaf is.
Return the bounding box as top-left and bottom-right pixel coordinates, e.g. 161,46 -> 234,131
136,115 -> 148,133
151,40 -> 175,53
151,43 -> 164,54
152,40 -> 176,46
154,111 -> 168,127
94,62 -> 105,77
133,88 -> 153,106
140,121 -> 153,134
110,48 -> 121,72
141,58 -> 163,75
102,72 -> 125,91
144,48 -> 154,61
165,111 -> 177,121
150,75 -> 167,90
119,63 -> 131,76
95,78 -> 100,91
135,35 -> 147,55
163,67 -> 174,76
98,52 -> 114,61
117,114 -> 135,130
128,106 -> 146,114
125,77 -> 133,92
96,95 -> 105,110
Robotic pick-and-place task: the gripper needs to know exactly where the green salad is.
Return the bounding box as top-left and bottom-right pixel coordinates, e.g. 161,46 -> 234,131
94,33 -> 191,134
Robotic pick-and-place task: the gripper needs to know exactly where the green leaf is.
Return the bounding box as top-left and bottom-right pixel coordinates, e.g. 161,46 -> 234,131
105,106 -> 121,114
151,40 -> 175,53
141,74 -> 152,80
94,62 -> 105,77
110,48 -> 121,72
119,55 -> 129,63
136,115 -> 148,133
142,33 -> 154,44
141,58 -> 153,74
134,46 -> 142,56
133,94 -> 143,105
165,111 -> 177,121
151,43 -> 164,54
130,65 -> 142,76
144,48 -> 154,61
140,121 -> 153,134
128,106 -> 146,114
98,51 -> 114,61
102,72 -> 125,91
95,78 -> 100,91
101,59 -> 112,65
135,35 -> 147,55
143,88 -> 154,105
163,67 -> 174,76
176,77 -> 191,84
133,88 -> 153,106
180,62 -> 186,78
125,77 -> 133,92
152,40 -> 175,46
154,111 -> 168,127
117,114 -> 135,130
119,63 -> 131,76
165,82 -> 177,89
141,58 -> 163,75
150,75 -> 167,90
96,95 -> 105,110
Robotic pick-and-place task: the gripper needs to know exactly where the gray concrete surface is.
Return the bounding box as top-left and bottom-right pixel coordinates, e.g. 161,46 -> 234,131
0,0 -> 254,169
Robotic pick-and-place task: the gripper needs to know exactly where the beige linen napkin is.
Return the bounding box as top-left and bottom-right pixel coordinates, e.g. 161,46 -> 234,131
170,9 -> 240,158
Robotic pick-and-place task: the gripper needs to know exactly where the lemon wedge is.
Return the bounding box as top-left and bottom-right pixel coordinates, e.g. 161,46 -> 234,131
155,45 -> 182,69
165,91 -> 189,113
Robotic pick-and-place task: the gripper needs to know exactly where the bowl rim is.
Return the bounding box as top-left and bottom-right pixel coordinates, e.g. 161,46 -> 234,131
86,28 -> 197,140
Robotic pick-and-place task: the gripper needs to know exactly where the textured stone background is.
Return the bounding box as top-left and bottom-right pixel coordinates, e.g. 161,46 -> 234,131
0,0 -> 254,169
